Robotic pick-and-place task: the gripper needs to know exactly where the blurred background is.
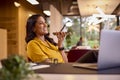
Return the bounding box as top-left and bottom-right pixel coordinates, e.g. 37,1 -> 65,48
0,0 -> 119,59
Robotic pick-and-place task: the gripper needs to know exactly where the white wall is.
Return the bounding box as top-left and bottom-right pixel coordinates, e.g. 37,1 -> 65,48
50,5 -> 63,42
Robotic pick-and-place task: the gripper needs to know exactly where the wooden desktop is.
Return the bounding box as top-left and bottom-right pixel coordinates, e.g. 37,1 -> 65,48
31,63 -> 120,80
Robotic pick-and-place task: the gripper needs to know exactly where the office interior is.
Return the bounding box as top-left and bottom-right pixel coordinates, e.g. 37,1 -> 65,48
0,0 -> 119,60
0,0 -> 120,80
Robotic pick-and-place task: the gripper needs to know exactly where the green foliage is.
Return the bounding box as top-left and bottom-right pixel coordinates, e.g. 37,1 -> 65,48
0,55 -> 33,80
66,27 -> 73,48
63,16 -> 116,49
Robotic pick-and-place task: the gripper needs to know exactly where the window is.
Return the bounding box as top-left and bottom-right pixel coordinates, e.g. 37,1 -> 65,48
63,16 -> 118,50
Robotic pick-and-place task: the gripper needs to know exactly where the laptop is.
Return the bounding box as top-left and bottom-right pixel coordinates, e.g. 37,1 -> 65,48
73,30 -> 120,70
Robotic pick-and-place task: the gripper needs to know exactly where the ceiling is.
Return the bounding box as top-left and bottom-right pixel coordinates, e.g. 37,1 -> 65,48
37,0 -> 80,16
77,0 -> 120,17
34,0 -> 120,17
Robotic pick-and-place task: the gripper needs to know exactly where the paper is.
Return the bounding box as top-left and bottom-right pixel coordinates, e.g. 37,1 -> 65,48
28,62 -> 37,66
29,64 -> 50,70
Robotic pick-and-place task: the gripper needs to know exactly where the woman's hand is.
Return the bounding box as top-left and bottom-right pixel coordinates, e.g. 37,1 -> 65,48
53,32 -> 68,63
53,32 -> 67,48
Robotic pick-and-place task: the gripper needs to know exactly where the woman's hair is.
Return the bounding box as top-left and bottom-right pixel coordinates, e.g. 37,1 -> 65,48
25,14 -> 57,46
25,14 -> 40,43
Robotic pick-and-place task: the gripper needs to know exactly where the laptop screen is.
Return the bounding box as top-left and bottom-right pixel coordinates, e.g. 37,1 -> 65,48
98,30 -> 120,69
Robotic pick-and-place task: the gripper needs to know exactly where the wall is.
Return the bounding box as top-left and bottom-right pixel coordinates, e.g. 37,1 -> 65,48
0,0 -> 43,58
0,0 -> 63,59
50,4 -> 63,42
0,0 -> 18,56
0,29 -> 7,60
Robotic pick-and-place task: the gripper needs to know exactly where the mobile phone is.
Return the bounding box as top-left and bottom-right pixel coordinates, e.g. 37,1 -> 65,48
60,21 -> 70,32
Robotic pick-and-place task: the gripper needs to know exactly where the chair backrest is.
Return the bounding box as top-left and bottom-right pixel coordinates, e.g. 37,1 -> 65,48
76,50 -> 98,63
67,49 -> 91,62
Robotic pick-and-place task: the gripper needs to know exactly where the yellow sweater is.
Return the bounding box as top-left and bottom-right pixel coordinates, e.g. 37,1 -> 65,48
27,37 -> 64,63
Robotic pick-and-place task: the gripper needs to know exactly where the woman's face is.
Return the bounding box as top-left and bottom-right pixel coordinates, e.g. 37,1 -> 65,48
34,16 -> 48,36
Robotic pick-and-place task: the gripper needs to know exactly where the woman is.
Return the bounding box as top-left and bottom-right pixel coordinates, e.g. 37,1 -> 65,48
25,14 -> 68,63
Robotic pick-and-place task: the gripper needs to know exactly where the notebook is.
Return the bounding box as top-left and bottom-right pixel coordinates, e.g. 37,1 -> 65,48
73,30 -> 120,70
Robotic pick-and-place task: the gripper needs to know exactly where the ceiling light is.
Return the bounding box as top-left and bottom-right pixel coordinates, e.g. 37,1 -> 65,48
93,18 -> 105,25
28,14 -> 32,17
72,1 -> 77,5
96,6 -> 105,15
14,2 -> 20,7
93,14 -> 116,18
43,10 -> 51,16
26,0 -> 39,5
90,6 -> 116,25
66,22 -> 73,27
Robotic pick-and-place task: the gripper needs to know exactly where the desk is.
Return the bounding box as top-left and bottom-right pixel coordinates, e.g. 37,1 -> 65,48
30,74 -> 120,80
34,63 -> 120,74
32,63 -> 120,80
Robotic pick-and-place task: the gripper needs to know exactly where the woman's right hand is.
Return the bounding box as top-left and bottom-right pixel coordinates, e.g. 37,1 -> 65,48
53,32 -> 67,48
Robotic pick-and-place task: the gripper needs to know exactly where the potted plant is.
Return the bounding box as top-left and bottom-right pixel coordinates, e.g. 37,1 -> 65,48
0,55 -> 42,80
